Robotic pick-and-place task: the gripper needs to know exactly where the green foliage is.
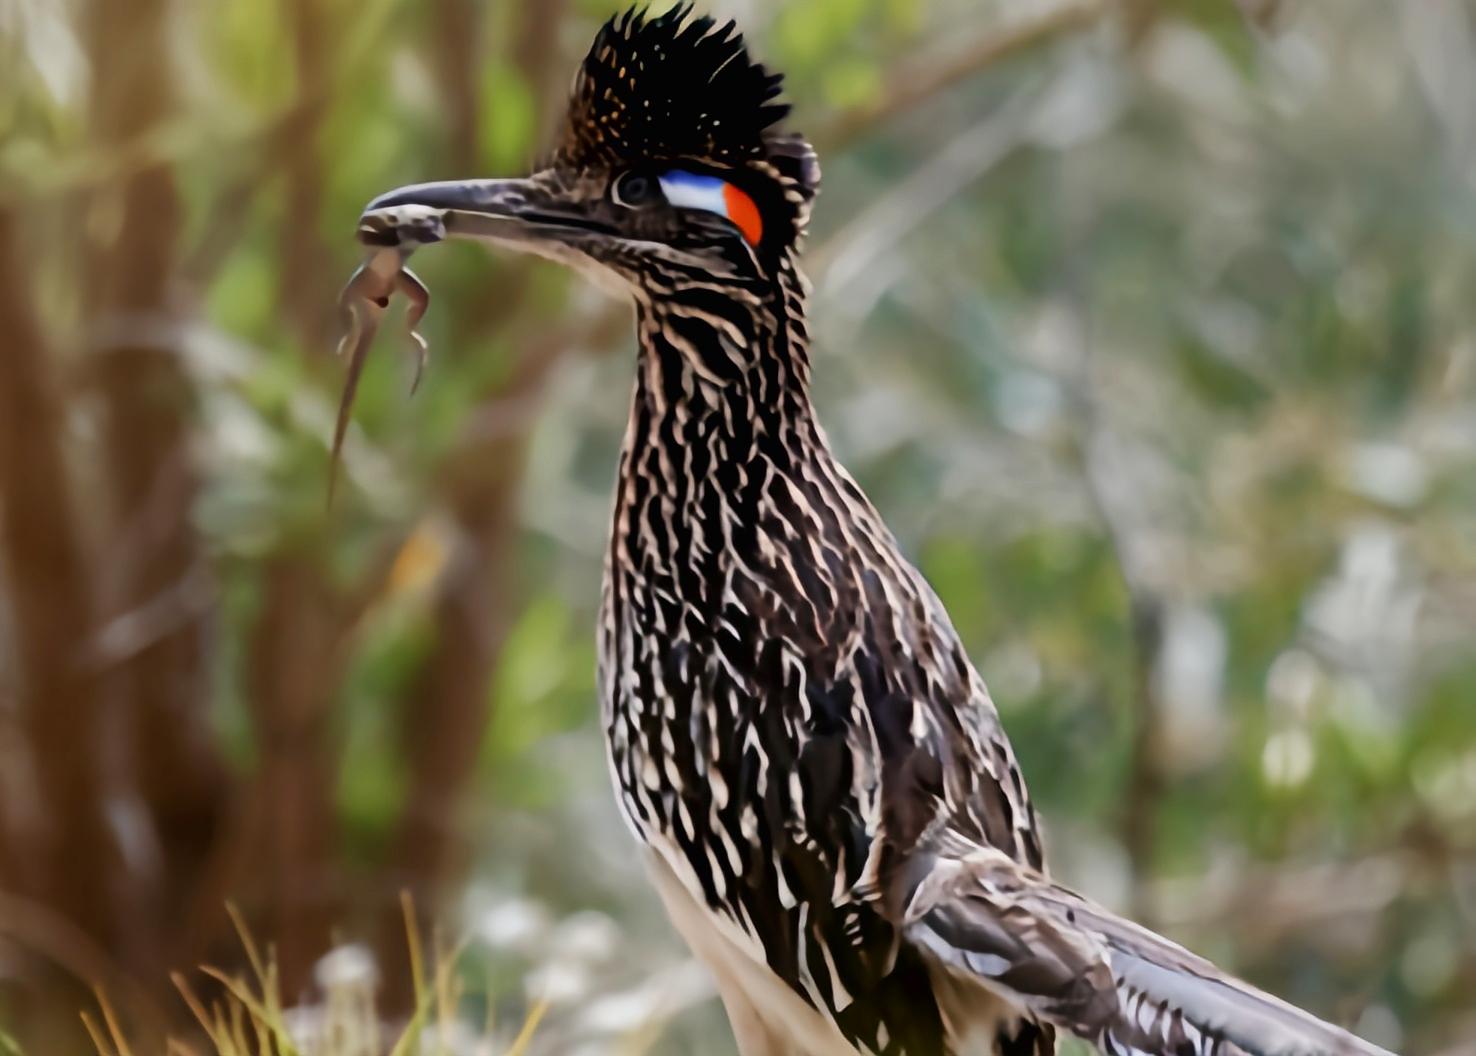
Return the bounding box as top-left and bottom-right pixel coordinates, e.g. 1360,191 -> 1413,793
2,0 -> 1473,1053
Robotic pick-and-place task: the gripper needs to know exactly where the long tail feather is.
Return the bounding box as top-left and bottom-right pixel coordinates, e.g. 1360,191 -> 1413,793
901,846 -> 1395,1056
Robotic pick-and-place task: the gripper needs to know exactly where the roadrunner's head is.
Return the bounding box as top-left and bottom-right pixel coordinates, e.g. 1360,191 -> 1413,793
362,4 -> 819,297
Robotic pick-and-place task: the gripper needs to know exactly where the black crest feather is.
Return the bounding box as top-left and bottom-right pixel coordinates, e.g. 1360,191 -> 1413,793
556,4 -> 790,167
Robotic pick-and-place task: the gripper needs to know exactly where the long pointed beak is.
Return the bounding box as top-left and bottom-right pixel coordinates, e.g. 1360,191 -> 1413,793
356,176 -> 608,250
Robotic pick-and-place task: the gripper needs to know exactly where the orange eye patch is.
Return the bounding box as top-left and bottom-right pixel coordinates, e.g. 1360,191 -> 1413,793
657,170 -> 765,247
721,182 -> 763,247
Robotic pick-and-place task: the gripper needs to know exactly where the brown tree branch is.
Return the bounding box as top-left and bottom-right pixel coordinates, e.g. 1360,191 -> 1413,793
815,0 -> 1109,151
238,550 -> 351,991
85,0 -> 229,979
0,208 -> 131,1046
432,0 -> 483,173
277,0 -> 337,354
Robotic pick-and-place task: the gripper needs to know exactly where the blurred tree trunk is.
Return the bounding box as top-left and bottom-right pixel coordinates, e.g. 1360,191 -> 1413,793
278,0 -> 336,353
0,211 -> 123,949
84,0 -> 229,975
434,0 -> 483,173
239,552 -> 347,993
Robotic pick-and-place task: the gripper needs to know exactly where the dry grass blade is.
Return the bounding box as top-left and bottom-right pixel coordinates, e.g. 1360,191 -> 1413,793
80,1011 -> 117,1056
504,999 -> 548,1056
199,968 -> 300,1056
388,892 -> 430,1056
171,973 -> 217,1042
226,998 -> 251,1056
85,986 -> 138,1056
92,900 -> 549,1056
433,930 -> 458,1056
401,891 -> 428,1005
173,972 -> 256,1056
224,905 -> 268,989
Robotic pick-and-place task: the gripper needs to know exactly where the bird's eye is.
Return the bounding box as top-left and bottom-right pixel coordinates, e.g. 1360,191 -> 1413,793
613,172 -> 662,207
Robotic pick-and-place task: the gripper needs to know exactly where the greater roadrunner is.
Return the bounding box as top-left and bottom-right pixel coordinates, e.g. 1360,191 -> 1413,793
354,7 -> 1394,1055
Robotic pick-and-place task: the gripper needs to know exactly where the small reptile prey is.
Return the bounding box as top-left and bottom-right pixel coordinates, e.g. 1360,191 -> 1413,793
328,205 -> 445,499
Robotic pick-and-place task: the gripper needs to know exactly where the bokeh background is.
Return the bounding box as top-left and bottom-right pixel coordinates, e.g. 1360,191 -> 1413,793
2,0 -> 1475,1052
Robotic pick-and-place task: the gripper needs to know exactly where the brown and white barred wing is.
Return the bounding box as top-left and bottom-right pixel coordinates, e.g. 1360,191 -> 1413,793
902,846 -> 1396,1056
